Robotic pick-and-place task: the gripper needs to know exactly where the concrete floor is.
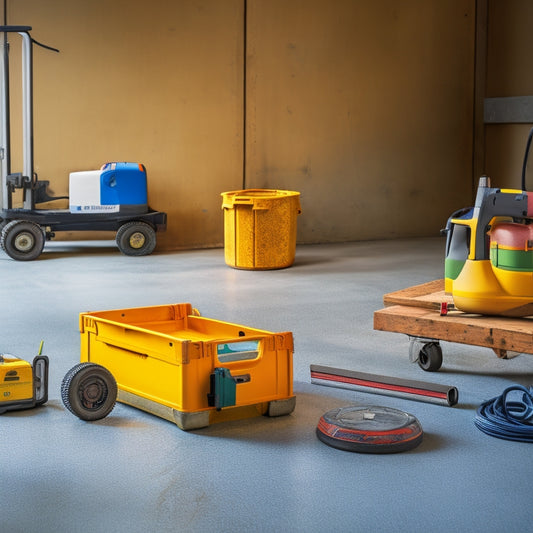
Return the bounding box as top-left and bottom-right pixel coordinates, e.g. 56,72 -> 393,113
1,238 -> 532,533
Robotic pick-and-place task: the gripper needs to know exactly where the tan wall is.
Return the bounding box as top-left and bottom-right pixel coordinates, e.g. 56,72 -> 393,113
8,0 -> 244,250
6,0 -> 477,250
484,0 -> 533,189
246,0 -> 476,241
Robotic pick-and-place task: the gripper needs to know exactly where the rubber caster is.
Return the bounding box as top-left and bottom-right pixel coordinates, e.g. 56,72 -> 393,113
417,342 -> 443,372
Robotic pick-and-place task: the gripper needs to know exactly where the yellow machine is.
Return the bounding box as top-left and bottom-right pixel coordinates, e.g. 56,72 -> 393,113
61,303 -> 295,430
444,129 -> 533,316
0,346 -> 49,414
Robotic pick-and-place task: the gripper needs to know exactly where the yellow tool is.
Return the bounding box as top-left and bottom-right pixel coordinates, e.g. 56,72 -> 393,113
0,341 -> 49,414
444,128 -> 533,316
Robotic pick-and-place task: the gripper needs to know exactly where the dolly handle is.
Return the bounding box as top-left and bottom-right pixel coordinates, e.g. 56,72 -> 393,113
0,25 -> 32,33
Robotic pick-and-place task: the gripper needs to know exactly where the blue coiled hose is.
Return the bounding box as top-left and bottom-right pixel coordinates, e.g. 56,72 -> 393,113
474,385 -> 533,442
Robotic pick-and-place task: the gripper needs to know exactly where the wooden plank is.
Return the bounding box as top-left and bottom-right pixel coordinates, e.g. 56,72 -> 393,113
383,279 -> 451,309
373,305 -> 533,355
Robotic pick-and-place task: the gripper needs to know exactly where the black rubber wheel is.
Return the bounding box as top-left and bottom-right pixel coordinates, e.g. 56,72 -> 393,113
61,363 -> 117,421
116,221 -> 156,256
1,220 -> 45,261
418,342 -> 443,372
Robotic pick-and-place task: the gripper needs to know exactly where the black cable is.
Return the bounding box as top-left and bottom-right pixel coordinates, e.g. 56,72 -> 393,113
521,126 -> 533,191
474,384 -> 533,442
31,38 -> 59,54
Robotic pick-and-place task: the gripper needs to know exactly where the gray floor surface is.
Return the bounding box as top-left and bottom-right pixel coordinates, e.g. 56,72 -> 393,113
1,238 -> 532,533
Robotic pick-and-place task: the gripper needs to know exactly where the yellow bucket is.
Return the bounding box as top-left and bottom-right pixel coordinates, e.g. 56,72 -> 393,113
221,189 -> 302,270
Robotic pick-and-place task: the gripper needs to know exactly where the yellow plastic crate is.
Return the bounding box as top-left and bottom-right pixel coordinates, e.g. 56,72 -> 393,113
79,303 -> 295,429
221,189 -> 301,270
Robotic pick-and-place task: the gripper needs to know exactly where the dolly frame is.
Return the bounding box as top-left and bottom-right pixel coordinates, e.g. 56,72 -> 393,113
0,26 -> 166,259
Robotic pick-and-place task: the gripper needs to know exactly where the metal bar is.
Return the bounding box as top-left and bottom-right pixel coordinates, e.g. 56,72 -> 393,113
484,96 -> 533,124
20,30 -> 33,209
473,0 -> 488,190
0,33 -> 8,210
310,364 -> 458,407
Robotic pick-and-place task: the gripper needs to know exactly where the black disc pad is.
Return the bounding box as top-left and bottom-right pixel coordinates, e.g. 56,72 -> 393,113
317,405 -> 423,453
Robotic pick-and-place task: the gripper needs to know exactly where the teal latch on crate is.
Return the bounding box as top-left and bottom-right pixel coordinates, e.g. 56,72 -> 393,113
208,368 -> 237,410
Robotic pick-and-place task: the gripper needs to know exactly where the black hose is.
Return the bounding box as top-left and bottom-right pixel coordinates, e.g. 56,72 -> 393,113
474,384 -> 533,442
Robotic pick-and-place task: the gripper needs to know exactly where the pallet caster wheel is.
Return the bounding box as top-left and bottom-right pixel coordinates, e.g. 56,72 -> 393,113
417,342 -> 443,372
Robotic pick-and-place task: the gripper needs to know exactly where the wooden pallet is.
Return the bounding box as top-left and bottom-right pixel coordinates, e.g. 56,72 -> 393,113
374,280 -> 533,358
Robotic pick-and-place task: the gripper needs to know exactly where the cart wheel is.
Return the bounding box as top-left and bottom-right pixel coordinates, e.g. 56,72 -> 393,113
116,221 -> 156,256
61,363 -> 117,421
417,342 -> 443,372
1,220 -> 45,261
